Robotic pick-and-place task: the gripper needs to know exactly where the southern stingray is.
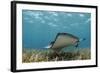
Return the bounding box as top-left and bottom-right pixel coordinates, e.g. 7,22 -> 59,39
45,33 -> 85,53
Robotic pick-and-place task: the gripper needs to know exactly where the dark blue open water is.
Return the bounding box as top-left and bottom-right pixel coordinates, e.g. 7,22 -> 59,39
22,10 -> 91,49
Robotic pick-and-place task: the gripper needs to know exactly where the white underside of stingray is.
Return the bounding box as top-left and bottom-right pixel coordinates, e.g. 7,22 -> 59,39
44,44 -> 52,48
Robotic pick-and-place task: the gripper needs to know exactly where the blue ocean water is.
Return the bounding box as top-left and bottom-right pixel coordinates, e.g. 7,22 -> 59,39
22,10 -> 91,49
